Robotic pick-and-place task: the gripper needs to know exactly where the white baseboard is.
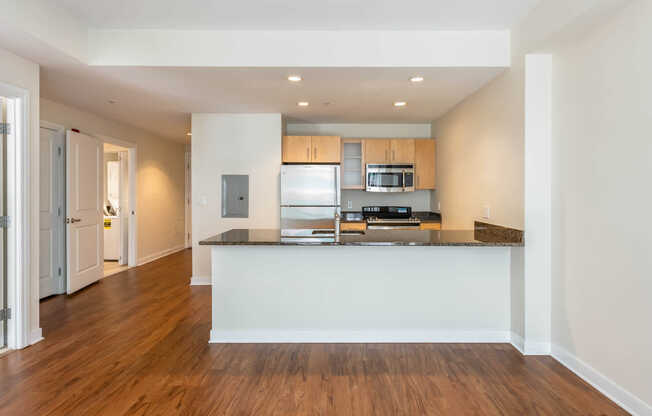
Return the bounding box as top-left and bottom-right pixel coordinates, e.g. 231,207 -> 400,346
190,276 -> 211,286
510,331 -> 525,354
30,328 -> 43,345
137,245 -> 186,266
209,329 -> 511,344
524,341 -> 551,355
552,344 -> 652,416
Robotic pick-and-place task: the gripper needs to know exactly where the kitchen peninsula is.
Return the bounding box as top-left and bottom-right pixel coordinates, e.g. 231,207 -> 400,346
200,224 -> 523,343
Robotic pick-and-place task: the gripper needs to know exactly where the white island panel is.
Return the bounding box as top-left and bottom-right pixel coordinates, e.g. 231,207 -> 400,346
210,245 -> 512,343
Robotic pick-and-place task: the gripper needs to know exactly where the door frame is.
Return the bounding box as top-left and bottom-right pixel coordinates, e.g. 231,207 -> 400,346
184,151 -> 191,248
97,134 -> 138,268
0,81 -> 33,350
39,121 -> 66,296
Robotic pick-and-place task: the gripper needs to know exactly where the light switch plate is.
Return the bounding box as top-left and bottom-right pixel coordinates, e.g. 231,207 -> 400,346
347,200 -> 353,209
483,206 -> 491,219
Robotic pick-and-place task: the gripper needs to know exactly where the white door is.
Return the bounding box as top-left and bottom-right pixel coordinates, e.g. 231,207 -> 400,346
118,151 -> 129,265
66,130 -> 103,294
39,126 -> 65,298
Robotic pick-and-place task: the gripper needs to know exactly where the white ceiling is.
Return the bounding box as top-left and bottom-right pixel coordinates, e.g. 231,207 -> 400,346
58,0 -> 539,30
40,66 -> 505,142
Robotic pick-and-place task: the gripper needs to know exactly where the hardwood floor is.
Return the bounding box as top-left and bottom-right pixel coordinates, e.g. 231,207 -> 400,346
0,249 -> 628,415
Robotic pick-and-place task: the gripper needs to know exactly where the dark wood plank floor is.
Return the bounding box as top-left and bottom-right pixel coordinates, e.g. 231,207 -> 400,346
0,249 -> 628,415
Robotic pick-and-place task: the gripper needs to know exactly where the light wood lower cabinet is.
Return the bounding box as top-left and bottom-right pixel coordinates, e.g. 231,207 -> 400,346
283,136 -> 341,163
419,222 -> 441,231
340,222 -> 367,232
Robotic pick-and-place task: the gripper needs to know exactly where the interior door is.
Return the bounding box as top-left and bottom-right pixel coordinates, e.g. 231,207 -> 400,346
39,126 -> 65,298
66,130 -> 103,294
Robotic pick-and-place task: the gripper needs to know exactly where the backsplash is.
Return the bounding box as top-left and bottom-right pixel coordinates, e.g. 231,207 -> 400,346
342,190 -> 434,211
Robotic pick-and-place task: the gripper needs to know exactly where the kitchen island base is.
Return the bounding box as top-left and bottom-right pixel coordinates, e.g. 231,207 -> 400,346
209,245 -> 517,343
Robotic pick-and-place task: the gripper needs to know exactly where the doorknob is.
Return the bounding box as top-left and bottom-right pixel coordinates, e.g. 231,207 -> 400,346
66,218 -> 82,224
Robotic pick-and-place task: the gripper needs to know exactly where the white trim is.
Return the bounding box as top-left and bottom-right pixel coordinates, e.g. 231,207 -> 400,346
190,276 -> 211,286
137,245 -> 186,266
96,134 -> 138,268
552,344 -> 652,416
1,82 -> 33,350
184,151 -> 191,248
209,330 -> 511,344
29,328 -> 43,345
510,332 -> 525,354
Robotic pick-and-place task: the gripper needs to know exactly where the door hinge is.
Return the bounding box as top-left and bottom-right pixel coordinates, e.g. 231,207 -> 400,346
58,267 -> 62,276
58,146 -> 62,156
0,308 -> 11,321
58,207 -> 62,217
0,216 -> 10,228
0,122 -> 11,135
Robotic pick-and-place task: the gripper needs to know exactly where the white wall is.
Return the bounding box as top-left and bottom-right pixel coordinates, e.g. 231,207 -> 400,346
0,46 -> 40,346
191,114 -> 282,280
287,123 -> 435,212
430,0 -> 652,412
40,98 -> 187,264
550,1 -> 652,411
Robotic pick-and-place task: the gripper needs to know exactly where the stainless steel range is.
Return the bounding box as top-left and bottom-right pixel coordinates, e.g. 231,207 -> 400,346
362,206 -> 421,230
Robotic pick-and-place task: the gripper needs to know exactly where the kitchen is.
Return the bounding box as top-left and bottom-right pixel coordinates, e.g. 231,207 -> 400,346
196,119 -> 526,344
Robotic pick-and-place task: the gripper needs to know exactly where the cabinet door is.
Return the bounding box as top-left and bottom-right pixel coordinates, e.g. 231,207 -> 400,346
282,136 -> 311,163
415,139 -> 435,189
390,139 -> 415,163
311,136 -> 341,163
365,139 -> 390,164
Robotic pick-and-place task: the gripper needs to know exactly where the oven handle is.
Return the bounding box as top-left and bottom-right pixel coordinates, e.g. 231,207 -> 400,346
402,170 -> 406,192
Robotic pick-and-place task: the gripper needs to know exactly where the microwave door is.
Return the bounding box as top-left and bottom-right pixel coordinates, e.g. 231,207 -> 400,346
281,165 -> 340,206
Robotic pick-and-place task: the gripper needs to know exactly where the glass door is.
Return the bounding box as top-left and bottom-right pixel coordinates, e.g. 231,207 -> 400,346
0,97 -> 7,349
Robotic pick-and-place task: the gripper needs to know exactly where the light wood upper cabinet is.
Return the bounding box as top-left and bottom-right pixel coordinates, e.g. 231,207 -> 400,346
364,139 -> 391,163
282,136 -> 341,163
415,139 -> 436,190
311,136 -> 341,163
282,136 -> 311,163
390,139 -> 415,163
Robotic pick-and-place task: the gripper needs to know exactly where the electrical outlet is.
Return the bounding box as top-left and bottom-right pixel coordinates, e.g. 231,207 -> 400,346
347,200 -> 353,209
483,206 -> 491,219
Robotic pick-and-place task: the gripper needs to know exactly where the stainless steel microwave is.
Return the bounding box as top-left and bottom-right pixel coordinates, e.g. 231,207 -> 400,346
366,164 -> 415,192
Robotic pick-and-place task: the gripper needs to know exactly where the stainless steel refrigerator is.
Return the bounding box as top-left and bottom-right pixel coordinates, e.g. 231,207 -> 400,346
281,165 -> 340,240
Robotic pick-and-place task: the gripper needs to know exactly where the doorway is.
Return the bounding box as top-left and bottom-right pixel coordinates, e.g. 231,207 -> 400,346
1,97 -> 9,350
102,142 -> 130,277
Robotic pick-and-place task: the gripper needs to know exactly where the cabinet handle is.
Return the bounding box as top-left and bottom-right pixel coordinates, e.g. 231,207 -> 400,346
417,176 -> 419,187
385,149 -> 388,162
392,149 -> 395,161
306,147 -> 310,160
314,147 -> 317,160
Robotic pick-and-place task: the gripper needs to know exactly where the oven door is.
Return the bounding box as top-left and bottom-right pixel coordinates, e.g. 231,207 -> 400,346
366,167 -> 414,192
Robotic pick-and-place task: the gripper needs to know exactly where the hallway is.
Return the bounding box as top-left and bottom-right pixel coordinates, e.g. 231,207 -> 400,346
0,249 -> 626,415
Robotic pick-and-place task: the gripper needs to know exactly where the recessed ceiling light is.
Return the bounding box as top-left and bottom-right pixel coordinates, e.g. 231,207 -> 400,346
186,132 -> 192,136
409,76 -> 424,83
393,101 -> 407,107
288,75 -> 302,82
297,101 -> 310,107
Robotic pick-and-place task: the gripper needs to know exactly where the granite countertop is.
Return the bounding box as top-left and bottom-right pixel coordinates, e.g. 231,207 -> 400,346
199,225 -> 523,247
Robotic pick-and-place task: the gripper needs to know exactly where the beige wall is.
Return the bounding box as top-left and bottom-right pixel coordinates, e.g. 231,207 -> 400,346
40,98 -> 186,264
0,47 -> 41,345
431,64 -> 525,230
550,0 -> 652,408
191,113 -> 282,280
